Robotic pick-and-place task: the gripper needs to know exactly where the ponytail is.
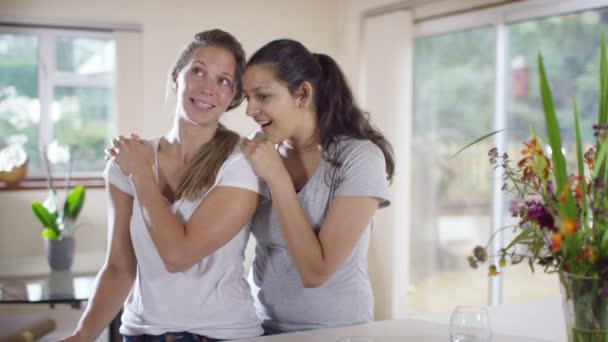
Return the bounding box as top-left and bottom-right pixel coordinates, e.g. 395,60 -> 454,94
248,40 -> 395,181
175,124 -> 240,200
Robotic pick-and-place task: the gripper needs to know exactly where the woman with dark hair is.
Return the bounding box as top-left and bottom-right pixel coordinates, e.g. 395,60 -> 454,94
63,29 -> 263,341
241,39 -> 395,333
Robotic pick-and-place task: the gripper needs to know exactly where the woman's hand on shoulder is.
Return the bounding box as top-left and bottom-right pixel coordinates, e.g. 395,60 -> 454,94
105,133 -> 154,178
240,133 -> 287,183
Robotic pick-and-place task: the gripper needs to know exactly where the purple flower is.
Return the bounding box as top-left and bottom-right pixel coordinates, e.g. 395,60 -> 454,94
525,200 -> 555,231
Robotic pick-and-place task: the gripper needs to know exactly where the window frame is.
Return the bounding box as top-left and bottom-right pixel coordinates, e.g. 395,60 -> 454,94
0,25 -> 115,189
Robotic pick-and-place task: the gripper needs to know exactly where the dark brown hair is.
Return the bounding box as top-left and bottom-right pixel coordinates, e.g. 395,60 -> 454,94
247,39 -> 395,182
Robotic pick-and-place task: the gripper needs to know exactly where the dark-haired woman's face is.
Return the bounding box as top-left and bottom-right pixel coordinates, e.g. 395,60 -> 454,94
243,64 -> 303,143
173,46 -> 236,127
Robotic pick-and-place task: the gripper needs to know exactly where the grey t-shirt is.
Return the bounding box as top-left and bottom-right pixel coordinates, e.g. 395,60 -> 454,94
248,137 -> 391,332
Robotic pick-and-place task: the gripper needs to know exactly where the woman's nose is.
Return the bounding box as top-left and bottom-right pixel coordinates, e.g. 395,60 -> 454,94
200,77 -> 218,95
245,101 -> 258,117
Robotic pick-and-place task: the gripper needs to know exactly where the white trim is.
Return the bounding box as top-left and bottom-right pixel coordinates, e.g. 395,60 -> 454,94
38,30 -> 54,163
415,0 -> 608,37
363,0 -> 440,18
1,24 -> 117,39
490,21 -> 508,306
0,16 -> 141,32
415,6 -> 499,37
54,74 -> 113,88
505,0 -> 608,23
390,9 -> 414,320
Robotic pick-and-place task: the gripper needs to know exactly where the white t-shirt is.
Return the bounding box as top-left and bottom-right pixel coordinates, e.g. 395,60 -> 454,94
104,137 -> 263,339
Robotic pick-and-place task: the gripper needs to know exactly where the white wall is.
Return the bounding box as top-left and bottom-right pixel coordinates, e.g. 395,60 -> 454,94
362,10 -> 413,320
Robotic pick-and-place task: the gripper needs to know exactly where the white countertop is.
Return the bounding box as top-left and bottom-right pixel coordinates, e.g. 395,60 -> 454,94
238,298 -> 566,341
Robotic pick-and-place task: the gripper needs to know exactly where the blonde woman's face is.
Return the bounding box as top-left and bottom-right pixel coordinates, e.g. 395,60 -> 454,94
173,46 -> 236,126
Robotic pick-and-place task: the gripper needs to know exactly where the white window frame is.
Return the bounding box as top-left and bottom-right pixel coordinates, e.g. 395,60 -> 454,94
412,0 -> 608,305
0,25 -> 115,177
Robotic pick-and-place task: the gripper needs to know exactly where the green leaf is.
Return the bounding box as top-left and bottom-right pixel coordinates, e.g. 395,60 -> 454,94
41,228 -> 59,240
528,257 -> 535,274
450,129 -> 512,159
504,227 -> 534,251
537,54 -> 577,218
593,137 -> 608,178
601,230 -> 608,254
573,98 -> 587,222
31,201 -> 58,230
63,186 -> 85,220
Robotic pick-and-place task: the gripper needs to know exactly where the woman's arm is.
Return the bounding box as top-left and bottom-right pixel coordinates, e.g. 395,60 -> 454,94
266,175 -> 379,288
241,138 -> 384,288
110,136 -> 260,273
66,183 -> 137,341
131,170 -> 259,273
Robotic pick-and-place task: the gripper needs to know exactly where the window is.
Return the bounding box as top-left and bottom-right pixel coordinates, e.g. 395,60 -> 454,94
409,1 -> 608,314
0,26 -> 115,181
410,26 -> 495,313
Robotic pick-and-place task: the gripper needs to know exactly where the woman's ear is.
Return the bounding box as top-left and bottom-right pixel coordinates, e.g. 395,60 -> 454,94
296,81 -> 314,108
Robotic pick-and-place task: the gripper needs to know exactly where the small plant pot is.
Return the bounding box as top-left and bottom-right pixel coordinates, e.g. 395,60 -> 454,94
44,237 -> 75,271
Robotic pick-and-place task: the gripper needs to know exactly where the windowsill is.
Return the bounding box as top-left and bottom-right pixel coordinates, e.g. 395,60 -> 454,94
0,177 -> 105,191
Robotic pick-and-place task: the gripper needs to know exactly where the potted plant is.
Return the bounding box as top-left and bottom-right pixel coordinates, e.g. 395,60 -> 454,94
467,35 -> 608,341
31,141 -> 85,271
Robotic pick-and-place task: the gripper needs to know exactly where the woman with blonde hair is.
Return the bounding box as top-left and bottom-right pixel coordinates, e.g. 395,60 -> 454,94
65,29 -> 263,342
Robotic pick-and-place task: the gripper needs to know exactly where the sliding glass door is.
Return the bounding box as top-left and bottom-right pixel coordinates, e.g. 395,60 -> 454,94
409,1 -> 608,314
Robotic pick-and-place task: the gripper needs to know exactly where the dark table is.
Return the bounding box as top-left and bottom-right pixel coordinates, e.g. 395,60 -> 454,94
0,270 -> 121,341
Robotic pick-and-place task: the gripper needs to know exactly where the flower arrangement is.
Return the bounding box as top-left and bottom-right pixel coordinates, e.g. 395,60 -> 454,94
466,35 -> 608,341
31,141 -> 86,240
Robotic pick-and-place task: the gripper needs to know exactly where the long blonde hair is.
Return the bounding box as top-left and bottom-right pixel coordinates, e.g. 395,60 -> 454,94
172,29 -> 246,200
176,125 -> 240,200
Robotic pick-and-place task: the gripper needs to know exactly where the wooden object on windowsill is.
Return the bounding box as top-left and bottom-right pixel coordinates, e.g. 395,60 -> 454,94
0,160 -> 28,185
0,313 -> 56,342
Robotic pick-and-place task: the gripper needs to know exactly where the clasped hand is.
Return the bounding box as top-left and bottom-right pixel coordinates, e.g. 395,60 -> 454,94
240,133 -> 286,183
105,133 -> 154,178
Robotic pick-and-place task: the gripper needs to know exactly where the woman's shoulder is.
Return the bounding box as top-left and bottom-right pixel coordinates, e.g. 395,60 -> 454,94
215,137 -> 252,174
225,137 -> 248,162
332,137 -> 384,160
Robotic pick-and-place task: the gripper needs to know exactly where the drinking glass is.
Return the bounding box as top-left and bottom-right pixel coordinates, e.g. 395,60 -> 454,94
449,306 -> 492,342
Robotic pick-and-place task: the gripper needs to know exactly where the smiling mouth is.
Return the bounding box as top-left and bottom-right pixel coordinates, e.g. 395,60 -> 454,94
259,120 -> 272,128
192,99 -> 215,110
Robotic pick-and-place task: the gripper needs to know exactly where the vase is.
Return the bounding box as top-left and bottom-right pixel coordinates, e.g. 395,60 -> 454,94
44,237 -> 75,271
560,271 -> 608,342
